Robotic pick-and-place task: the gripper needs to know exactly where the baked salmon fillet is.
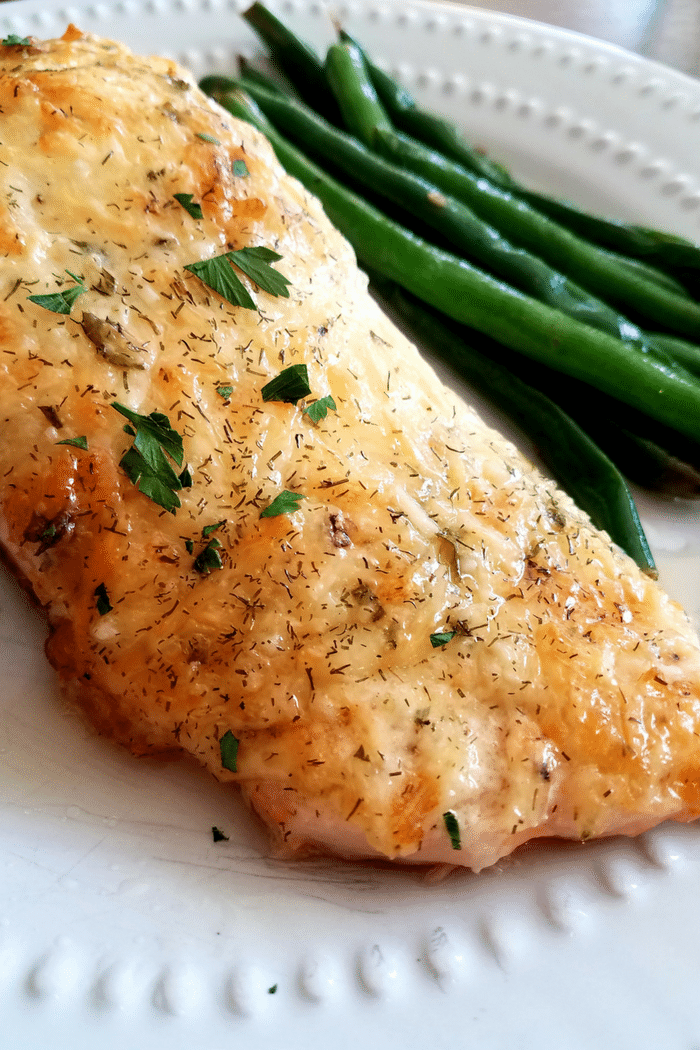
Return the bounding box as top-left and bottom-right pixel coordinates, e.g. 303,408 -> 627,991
2,27 -> 700,872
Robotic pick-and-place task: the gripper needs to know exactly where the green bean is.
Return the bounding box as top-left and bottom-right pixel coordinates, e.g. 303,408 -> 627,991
348,32 -> 700,278
374,127 -> 700,339
514,189 -> 700,276
370,277 -> 657,573
239,79 -> 679,360
324,41 -> 393,147
339,30 -> 515,189
237,57 -> 289,96
644,332 -> 700,377
608,253 -> 692,299
374,272 -> 700,499
241,1 -> 340,122
211,88 -> 700,446
318,37 -> 700,338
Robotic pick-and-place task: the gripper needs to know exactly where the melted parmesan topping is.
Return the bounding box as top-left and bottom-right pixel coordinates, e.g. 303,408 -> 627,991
2,29 -> 700,871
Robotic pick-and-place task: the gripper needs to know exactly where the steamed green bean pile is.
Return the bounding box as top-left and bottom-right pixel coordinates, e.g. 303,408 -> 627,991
199,3 -> 700,573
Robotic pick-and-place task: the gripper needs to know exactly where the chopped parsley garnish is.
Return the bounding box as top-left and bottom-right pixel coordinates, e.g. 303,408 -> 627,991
197,132 -> 220,144
111,402 -> 186,514
179,466 -> 193,488
185,247 -> 291,310
261,364 -> 311,404
211,826 -> 229,843
94,583 -> 112,616
194,536 -> 223,574
260,490 -> 306,518
40,524 -> 57,542
268,984 -> 278,995
28,270 -> 86,314
442,810 -> 461,851
232,246 -> 291,298
220,729 -> 239,772
173,192 -> 203,219
191,521 -> 226,573
216,385 -> 233,399
430,631 -> 456,648
202,520 -> 225,537
233,159 -> 249,177
304,395 -> 337,423
55,435 -> 88,450
185,254 -> 254,310
2,34 -> 30,46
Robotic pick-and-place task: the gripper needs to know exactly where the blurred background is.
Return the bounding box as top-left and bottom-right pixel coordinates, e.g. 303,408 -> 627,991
452,0 -> 700,77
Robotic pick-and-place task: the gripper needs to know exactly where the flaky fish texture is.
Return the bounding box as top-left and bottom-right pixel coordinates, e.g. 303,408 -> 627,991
2,28 -> 700,872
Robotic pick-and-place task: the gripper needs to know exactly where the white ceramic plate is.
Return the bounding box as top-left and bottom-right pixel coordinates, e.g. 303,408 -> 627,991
2,2 -> 700,1048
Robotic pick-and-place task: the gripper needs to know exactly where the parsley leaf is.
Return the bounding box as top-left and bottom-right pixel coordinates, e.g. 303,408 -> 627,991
230,246 -> 291,299
111,402 -> 186,513
194,536 -> 223,574
216,385 -> 233,399
233,159 -> 249,177
197,132 -> 220,144
220,729 -> 239,772
55,435 -> 88,450
304,395 -> 337,423
261,364 -> 311,404
2,34 -> 30,46
173,192 -> 203,219
260,490 -> 306,518
192,522 -> 226,573
442,810 -> 461,850
185,254 -> 255,309
185,247 -> 290,310
94,583 -> 112,616
430,631 -> 456,648
202,520 -> 225,537
28,271 -> 87,315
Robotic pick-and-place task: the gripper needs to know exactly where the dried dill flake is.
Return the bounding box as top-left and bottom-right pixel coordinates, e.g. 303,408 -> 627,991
442,810 -> 461,851
220,729 -> 239,772
261,364 -> 311,404
94,583 -> 112,616
260,490 -> 306,518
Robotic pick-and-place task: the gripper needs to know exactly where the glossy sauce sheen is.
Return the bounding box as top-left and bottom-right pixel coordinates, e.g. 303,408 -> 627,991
3,29 -> 700,872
